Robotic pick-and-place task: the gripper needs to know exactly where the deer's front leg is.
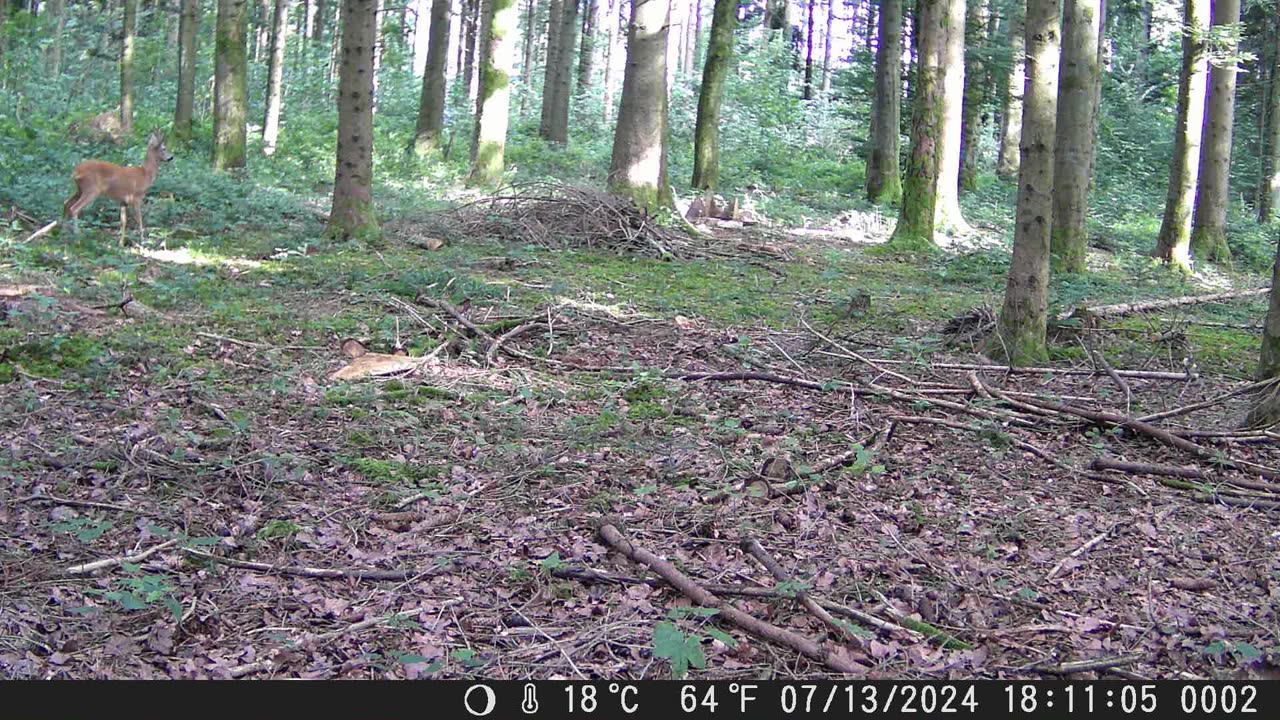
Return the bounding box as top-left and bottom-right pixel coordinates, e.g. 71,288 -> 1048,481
119,205 -> 129,246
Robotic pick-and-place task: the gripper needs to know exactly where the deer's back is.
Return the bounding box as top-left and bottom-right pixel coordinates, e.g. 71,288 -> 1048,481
72,160 -> 147,202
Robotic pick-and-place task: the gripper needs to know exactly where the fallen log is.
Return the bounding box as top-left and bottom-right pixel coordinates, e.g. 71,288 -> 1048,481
1059,288 -> 1268,321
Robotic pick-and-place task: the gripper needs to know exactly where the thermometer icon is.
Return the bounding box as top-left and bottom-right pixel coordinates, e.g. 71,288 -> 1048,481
521,683 -> 539,714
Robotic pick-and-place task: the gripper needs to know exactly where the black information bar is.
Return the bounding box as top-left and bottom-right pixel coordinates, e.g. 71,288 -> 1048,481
1,680 -> 1274,719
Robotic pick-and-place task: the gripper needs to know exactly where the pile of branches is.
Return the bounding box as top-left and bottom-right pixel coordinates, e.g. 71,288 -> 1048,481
431,181 -> 695,259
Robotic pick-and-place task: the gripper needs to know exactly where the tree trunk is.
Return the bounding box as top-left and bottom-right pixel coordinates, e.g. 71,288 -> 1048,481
540,0 -> 577,142
1049,0 -> 1103,273
602,0 -> 619,120
1155,0 -> 1210,272
578,0 -> 597,91
121,0 -> 137,134
866,0 -> 902,205
262,0 -> 289,155
255,0 -> 270,58
463,0 -> 480,99
328,0 -> 379,239
886,0 -> 943,249
802,0 -> 814,99
691,0 -> 735,191
214,0 -> 249,170
415,0 -> 452,155
1190,0 -> 1240,266
313,0 -> 327,40
864,0 -> 875,51
989,0 -> 1060,366
174,0 -> 199,143
48,0 -> 64,73
958,0 -> 991,193
468,0 -> 518,185
933,0 -> 967,233
1263,13 -> 1280,221
1246,237 -> 1280,426
609,0 -> 671,211
820,0 -> 832,93
996,5 -> 1023,180
1137,0 -> 1151,82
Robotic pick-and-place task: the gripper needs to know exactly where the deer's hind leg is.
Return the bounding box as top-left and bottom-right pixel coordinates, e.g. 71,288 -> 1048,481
119,204 -> 129,246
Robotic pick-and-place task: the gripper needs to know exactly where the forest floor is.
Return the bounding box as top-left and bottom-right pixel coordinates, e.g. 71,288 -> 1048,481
2,195 -> 1279,680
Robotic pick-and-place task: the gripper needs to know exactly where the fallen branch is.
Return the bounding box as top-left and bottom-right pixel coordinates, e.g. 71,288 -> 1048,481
416,296 -> 493,341
13,493 -> 157,517
62,539 -> 180,576
1044,526 -> 1114,581
1087,346 -> 1132,412
1061,289 -> 1268,321
873,359 -> 1194,382
742,538 -> 868,647
597,524 -> 865,674
1135,378 -> 1280,424
1040,653 -> 1145,675
486,321 -> 547,366
180,548 -> 424,581
228,607 -> 430,677
24,220 -> 58,243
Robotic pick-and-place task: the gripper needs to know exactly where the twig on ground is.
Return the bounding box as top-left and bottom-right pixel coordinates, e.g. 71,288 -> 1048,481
1039,653 -> 1145,675
62,539 -> 180,576
742,538 -> 869,647
1044,526 -> 1115,581
180,548 -> 425,581
486,321 -> 546,366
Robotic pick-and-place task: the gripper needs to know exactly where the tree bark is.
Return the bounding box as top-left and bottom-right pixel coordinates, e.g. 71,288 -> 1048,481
608,0 -> 671,211
468,0 -> 518,185
174,0 -> 200,142
328,0 -> 380,239
802,0 -> 814,99
958,0 -> 992,193
1049,0 -> 1103,273
256,0 -> 271,59
1263,13 -> 1280,221
933,0 -> 968,233
1190,0 -> 1240,266
262,0 -> 289,155
820,0 -> 832,93
996,5 -> 1023,180
885,0 -> 943,249
313,0 -> 327,40
578,0 -> 598,91
1155,0 -> 1210,272
602,0 -> 619,120
866,0 -> 902,205
415,0 -> 452,155
691,0 -> 735,191
540,0 -> 577,142
214,0 -> 249,170
121,0 -> 137,134
463,0 -> 480,99
989,0 -> 1059,366
48,0 -> 65,73
1247,237 -> 1280,426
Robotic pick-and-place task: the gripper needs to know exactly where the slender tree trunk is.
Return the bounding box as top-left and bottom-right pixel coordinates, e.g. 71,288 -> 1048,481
958,0 -> 991,193
886,0 -> 943,249
262,0 -> 289,155
256,0 -> 270,58
866,0 -> 902,205
802,0 -> 814,99
48,0 -> 64,73
468,0 -> 518,185
1155,0 -> 1210,272
1190,0 -> 1240,266
820,0 -> 832,93
691,0 -> 735,190
214,0 -> 249,169
1138,0 -> 1152,82
609,0 -> 671,211
989,0 -> 1060,366
174,0 -> 199,143
1263,13 -> 1280,221
1245,236 -> 1280,425
864,0 -> 875,51
329,0 -> 379,238
1049,0 -> 1103,273
996,6 -> 1023,179
578,0 -> 597,91
415,0 -> 452,155
933,0 -> 967,232
463,0 -> 479,99
312,0 -> 327,40
121,0 -> 137,134
603,0 -> 619,120
540,0 -> 576,142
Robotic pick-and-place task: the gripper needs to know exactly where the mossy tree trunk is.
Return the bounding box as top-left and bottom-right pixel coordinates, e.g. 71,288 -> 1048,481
121,0 -> 137,135
463,0 -> 480,99
327,0 -> 380,239
540,0 -> 577,143
1245,237 -> 1280,426
866,0 -> 902,205
885,0 -> 944,250
214,0 -> 249,170
958,0 -> 992,193
262,0 -> 289,155
578,0 -> 598,92
691,0 -> 736,191
414,0 -> 452,156
996,6 -> 1024,180
933,0 -> 968,233
174,0 -> 199,143
608,0 -> 672,212
468,0 -> 518,186
1049,0 -> 1103,274
1155,0 -> 1209,272
1190,0 -> 1240,266
988,0 -> 1060,366
1262,12 -> 1280,221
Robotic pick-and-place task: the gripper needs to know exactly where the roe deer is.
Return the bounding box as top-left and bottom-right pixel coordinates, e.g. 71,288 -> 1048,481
63,130 -> 173,246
